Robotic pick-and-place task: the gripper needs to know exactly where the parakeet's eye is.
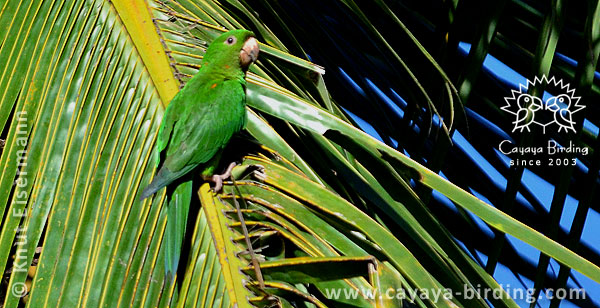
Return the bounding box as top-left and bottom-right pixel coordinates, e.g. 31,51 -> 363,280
225,36 -> 236,45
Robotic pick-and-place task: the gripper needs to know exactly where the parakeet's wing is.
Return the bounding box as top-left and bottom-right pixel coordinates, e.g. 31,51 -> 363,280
514,108 -> 531,128
559,108 -> 574,125
140,78 -> 246,199
154,91 -> 181,166
165,79 -> 246,169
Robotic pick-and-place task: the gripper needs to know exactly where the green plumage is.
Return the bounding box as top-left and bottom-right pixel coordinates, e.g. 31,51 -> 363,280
139,29 -> 258,278
141,29 -> 255,199
140,77 -> 246,197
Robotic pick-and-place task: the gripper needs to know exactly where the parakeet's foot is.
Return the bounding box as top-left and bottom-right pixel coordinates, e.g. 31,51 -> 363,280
208,162 -> 237,193
557,126 -> 575,133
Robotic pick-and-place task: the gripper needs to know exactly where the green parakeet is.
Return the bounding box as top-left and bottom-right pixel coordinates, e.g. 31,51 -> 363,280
139,29 -> 259,277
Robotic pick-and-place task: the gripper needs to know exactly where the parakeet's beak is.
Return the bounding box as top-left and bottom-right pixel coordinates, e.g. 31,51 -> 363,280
530,97 -> 542,111
546,97 -> 559,112
240,37 -> 259,70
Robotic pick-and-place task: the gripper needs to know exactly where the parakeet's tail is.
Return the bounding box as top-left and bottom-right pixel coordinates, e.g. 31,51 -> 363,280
140,166 -> 191,200
140,168 -> 169,200
140,173 -> 192,280
165,180 -> 192,281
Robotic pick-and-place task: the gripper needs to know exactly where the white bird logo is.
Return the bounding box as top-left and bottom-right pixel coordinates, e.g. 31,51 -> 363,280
501,76 -> 584,134
546,94 -> 576,133
513,93 -> 542,132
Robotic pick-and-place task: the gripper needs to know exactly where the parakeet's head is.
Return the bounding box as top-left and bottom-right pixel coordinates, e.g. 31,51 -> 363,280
202,29 -> 259,74
517,94 -> 542,111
